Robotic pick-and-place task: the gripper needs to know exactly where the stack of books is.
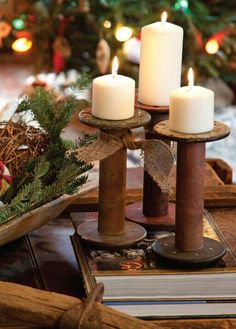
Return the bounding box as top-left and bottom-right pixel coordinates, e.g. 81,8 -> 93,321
71,210 -> 236,318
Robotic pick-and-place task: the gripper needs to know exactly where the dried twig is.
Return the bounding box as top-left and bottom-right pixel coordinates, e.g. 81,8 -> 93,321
0,122 -> 49,177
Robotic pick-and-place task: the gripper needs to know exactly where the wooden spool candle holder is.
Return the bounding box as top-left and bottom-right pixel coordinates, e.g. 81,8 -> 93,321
152,120 -> 230,265
126,92 -> 175,231
76,108 -> 151,248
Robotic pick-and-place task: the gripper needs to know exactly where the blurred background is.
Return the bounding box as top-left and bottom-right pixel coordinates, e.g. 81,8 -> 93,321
0,0 -> 236,178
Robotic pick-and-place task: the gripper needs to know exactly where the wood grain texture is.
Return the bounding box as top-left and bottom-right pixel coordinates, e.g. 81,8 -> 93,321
1,281 -> 236,328
154,120 -> 230,143
1,196 -> 236,328
73,164 -> 236,209
209,207 -> 236,260
175,142 -> 205,250
0,172 -> 98,248
206,158 -> 233,184
27,213 -> 87,297
2,207 -> 236,329
152,318 -> 236,328
79,108 -> 151,130
0,236 -> 43,289
0,281 -> 161,329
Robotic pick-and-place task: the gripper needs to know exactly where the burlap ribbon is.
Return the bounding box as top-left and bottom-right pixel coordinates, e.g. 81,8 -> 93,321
73,131 -> 174,194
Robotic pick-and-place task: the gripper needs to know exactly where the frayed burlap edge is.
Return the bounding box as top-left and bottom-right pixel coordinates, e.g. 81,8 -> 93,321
71,131 -> 174,195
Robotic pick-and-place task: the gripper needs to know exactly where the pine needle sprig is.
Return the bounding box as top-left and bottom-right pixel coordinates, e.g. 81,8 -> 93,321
72,72 -> 91,90
33,156 -> 50,179
0,159 -> 88,224
28,179 -> 43,208
41,163 -> 84,203
22,88 -> 79,140
0,184 -> 32,223
1,88 -> 92,225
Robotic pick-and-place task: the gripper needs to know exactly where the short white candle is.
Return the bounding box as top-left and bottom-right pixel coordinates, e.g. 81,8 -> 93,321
92,57 -> 135,120
138,12 -> 183,106
169,68 -> 214,134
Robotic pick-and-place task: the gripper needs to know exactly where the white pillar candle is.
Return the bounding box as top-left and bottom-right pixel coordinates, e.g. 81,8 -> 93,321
169,68 -> 214,134
138,12 -> 183,106
92,57 -> 135,120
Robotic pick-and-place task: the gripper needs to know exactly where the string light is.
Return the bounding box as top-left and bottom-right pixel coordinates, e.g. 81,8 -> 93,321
205,39 -> 219,54
12,18 -> 25,30
20,14 -> 28,20
12,37 -> 33,53
103,20 -> 111,29
115,26 -> 133,42
15,30 -> 31,39
28,15 -> 36,23
174,0 -> 189,12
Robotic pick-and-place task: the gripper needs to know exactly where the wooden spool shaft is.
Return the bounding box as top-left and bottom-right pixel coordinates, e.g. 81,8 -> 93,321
143,113 -> 170,217
98,129 -> 126,235
175,142 -> 205,251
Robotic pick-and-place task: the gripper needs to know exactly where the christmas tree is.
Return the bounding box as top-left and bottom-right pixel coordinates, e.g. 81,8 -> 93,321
1,0 -> 235,88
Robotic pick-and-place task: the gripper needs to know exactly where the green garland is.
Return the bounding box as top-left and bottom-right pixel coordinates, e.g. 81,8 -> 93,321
0,88 -> 92,224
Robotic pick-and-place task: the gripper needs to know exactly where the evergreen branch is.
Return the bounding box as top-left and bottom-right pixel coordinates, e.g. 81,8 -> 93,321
0,89 -> 91,225
28,179 -> 43,208
20,88 -> 79,140
72,72 -> 91,90
41,163 -> 84,203
33,157 -> 50,179
0,183 -> 33,223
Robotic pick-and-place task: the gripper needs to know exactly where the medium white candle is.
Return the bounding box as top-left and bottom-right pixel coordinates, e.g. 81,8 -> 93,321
169,68 -> 214,134
138,12 -> 183,106
92,57 -> 135,120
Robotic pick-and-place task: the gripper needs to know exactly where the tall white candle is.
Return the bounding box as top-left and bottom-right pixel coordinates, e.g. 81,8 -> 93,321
169,68 -> 214,134
138,12 -> 183,106
92,57 -> 135,120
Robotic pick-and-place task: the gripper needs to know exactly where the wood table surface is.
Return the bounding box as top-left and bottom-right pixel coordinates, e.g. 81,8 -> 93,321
1,161 -> 236,328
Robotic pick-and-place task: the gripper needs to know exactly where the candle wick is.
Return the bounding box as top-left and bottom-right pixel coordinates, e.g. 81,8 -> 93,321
187,67 -> 194,91
112,56 -> 118,79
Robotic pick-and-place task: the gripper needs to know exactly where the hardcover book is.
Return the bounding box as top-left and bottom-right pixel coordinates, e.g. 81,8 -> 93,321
71,210 -> 236,318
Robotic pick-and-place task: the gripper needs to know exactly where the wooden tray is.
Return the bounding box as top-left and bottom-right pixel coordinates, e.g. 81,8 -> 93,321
0,171 -> 98,247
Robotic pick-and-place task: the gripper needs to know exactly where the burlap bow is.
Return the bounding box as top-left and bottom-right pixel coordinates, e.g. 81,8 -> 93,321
72,130 -> 175,194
